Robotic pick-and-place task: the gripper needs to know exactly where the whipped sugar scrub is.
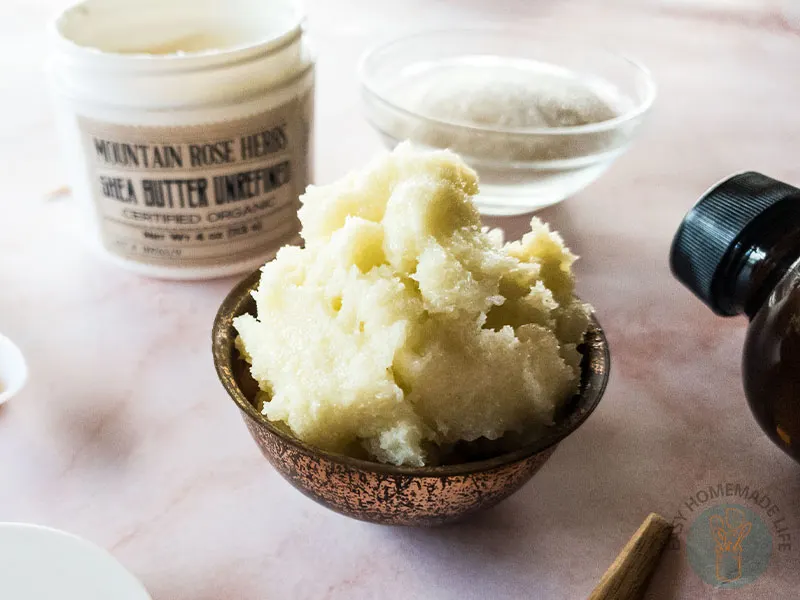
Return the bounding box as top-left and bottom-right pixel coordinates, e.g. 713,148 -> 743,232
235,144 -> 591,466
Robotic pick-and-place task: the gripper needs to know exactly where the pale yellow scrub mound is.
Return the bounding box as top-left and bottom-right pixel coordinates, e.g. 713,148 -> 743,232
234,143 -> 590,466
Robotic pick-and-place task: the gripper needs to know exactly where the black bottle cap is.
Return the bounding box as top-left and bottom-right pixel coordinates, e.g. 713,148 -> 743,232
670,172 -> 800,315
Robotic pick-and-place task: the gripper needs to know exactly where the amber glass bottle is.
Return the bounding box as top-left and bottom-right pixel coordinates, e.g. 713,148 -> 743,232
671,172 -> 800,464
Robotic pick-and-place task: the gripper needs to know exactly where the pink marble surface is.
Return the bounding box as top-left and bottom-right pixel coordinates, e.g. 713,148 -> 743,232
2,0 -> 800,598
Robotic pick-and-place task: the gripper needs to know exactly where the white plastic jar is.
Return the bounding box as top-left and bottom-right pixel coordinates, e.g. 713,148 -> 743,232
48,0 -> 314,279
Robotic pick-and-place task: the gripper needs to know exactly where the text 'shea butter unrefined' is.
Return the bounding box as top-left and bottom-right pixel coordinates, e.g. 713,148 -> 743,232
48,0 -> 314,279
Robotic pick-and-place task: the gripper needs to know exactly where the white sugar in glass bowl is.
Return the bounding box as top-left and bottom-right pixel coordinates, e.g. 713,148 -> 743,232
359,29 -> 655,216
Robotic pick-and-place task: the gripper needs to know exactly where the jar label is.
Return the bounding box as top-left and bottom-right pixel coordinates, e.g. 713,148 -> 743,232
77,100 -> 310,269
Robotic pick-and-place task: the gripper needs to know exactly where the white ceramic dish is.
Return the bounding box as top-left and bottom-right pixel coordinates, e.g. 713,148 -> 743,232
0,523 -> 151,600
0,334 -> 27,405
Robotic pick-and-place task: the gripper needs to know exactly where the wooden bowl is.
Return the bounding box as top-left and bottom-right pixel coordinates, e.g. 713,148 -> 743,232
212,270 -> 610,526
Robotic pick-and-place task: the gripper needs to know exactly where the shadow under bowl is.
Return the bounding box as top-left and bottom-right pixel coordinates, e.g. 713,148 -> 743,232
212,269 -> 611,526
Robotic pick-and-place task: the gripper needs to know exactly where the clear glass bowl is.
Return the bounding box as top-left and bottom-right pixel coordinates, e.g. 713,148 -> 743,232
359,29 -> 656,216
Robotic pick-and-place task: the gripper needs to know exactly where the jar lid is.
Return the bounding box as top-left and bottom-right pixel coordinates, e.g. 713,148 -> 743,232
670,171 -> 800,315
52,0 -> 304,70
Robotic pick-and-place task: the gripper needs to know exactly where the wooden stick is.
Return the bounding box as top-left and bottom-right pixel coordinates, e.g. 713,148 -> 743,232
588,513 -> 673,600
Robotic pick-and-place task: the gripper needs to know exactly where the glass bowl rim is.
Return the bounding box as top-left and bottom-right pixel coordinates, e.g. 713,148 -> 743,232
358,27 -> 657,136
